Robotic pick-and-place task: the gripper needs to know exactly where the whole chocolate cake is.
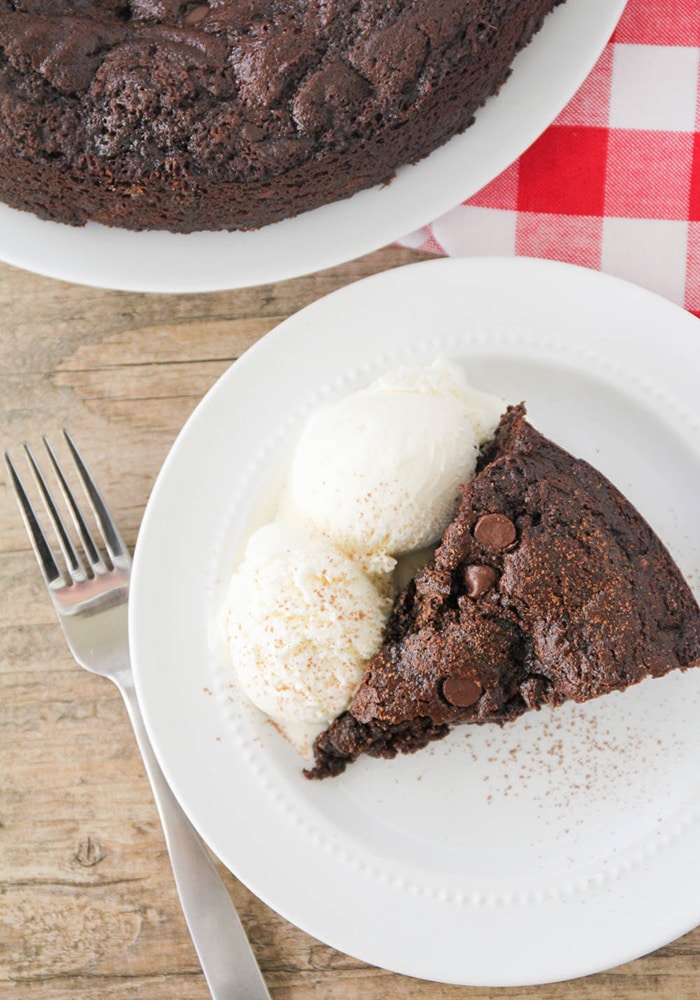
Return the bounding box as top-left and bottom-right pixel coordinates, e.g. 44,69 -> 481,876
306,405 -> 700,778
0,0 -> 563,232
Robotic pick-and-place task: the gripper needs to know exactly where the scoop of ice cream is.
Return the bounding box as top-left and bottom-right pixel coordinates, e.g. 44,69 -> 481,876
368,358 -> 505,446
224,522 -> 389,725
279,358 -> 505,571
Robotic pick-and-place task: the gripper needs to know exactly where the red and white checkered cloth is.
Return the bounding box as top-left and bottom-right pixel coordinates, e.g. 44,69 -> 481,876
400,0 -> 700,317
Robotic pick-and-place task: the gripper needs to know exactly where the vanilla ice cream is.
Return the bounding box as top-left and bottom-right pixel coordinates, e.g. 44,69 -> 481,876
224,522 -> 389,725
223,358 -> 507,737
279,358 -> 505,572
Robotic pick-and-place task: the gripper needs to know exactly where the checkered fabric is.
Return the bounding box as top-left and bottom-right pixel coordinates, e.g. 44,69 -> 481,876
400,0 -> 700,316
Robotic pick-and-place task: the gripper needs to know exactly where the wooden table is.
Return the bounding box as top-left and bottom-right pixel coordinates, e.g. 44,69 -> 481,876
2,247 -> 699,999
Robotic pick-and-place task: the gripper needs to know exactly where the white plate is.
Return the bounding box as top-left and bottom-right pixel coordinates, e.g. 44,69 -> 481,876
0,1 -> 626,293
129,257 -> 700,986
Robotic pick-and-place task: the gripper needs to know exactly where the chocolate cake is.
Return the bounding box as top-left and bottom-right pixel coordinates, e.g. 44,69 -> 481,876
306,405 -> 700,778
0,0 -> 564,233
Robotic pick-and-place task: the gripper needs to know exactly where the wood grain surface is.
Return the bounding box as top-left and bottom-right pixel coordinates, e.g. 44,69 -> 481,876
2,247 -> 700,999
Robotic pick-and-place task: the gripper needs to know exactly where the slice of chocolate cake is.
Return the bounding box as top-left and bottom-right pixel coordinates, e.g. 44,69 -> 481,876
306,404 -> 700,778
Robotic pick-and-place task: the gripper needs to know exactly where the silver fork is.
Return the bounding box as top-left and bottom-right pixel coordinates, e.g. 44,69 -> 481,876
5,433 -> 271,1000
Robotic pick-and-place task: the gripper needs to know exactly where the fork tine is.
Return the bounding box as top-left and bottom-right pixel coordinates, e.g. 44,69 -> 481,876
62,431 -> 130,569
42,436 -> 108,576
4,451 -> 65,587
24,442 -> 88,583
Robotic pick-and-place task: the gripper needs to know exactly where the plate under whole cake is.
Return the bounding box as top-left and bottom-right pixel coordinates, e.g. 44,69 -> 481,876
0,0 -> 625,291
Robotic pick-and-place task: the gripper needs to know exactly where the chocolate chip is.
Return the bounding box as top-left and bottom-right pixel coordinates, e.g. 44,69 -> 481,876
183,3 -> 208,24
473,512 -> 517,551
465,564 -> 498,598
441,676 -> 483,708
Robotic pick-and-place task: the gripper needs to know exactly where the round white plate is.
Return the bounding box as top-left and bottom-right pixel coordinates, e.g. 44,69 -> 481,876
130,257 -> 700,986
0,0 -> 626,293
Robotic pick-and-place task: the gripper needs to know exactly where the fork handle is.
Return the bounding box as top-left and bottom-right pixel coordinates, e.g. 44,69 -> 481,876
116,672 -> 271,1000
